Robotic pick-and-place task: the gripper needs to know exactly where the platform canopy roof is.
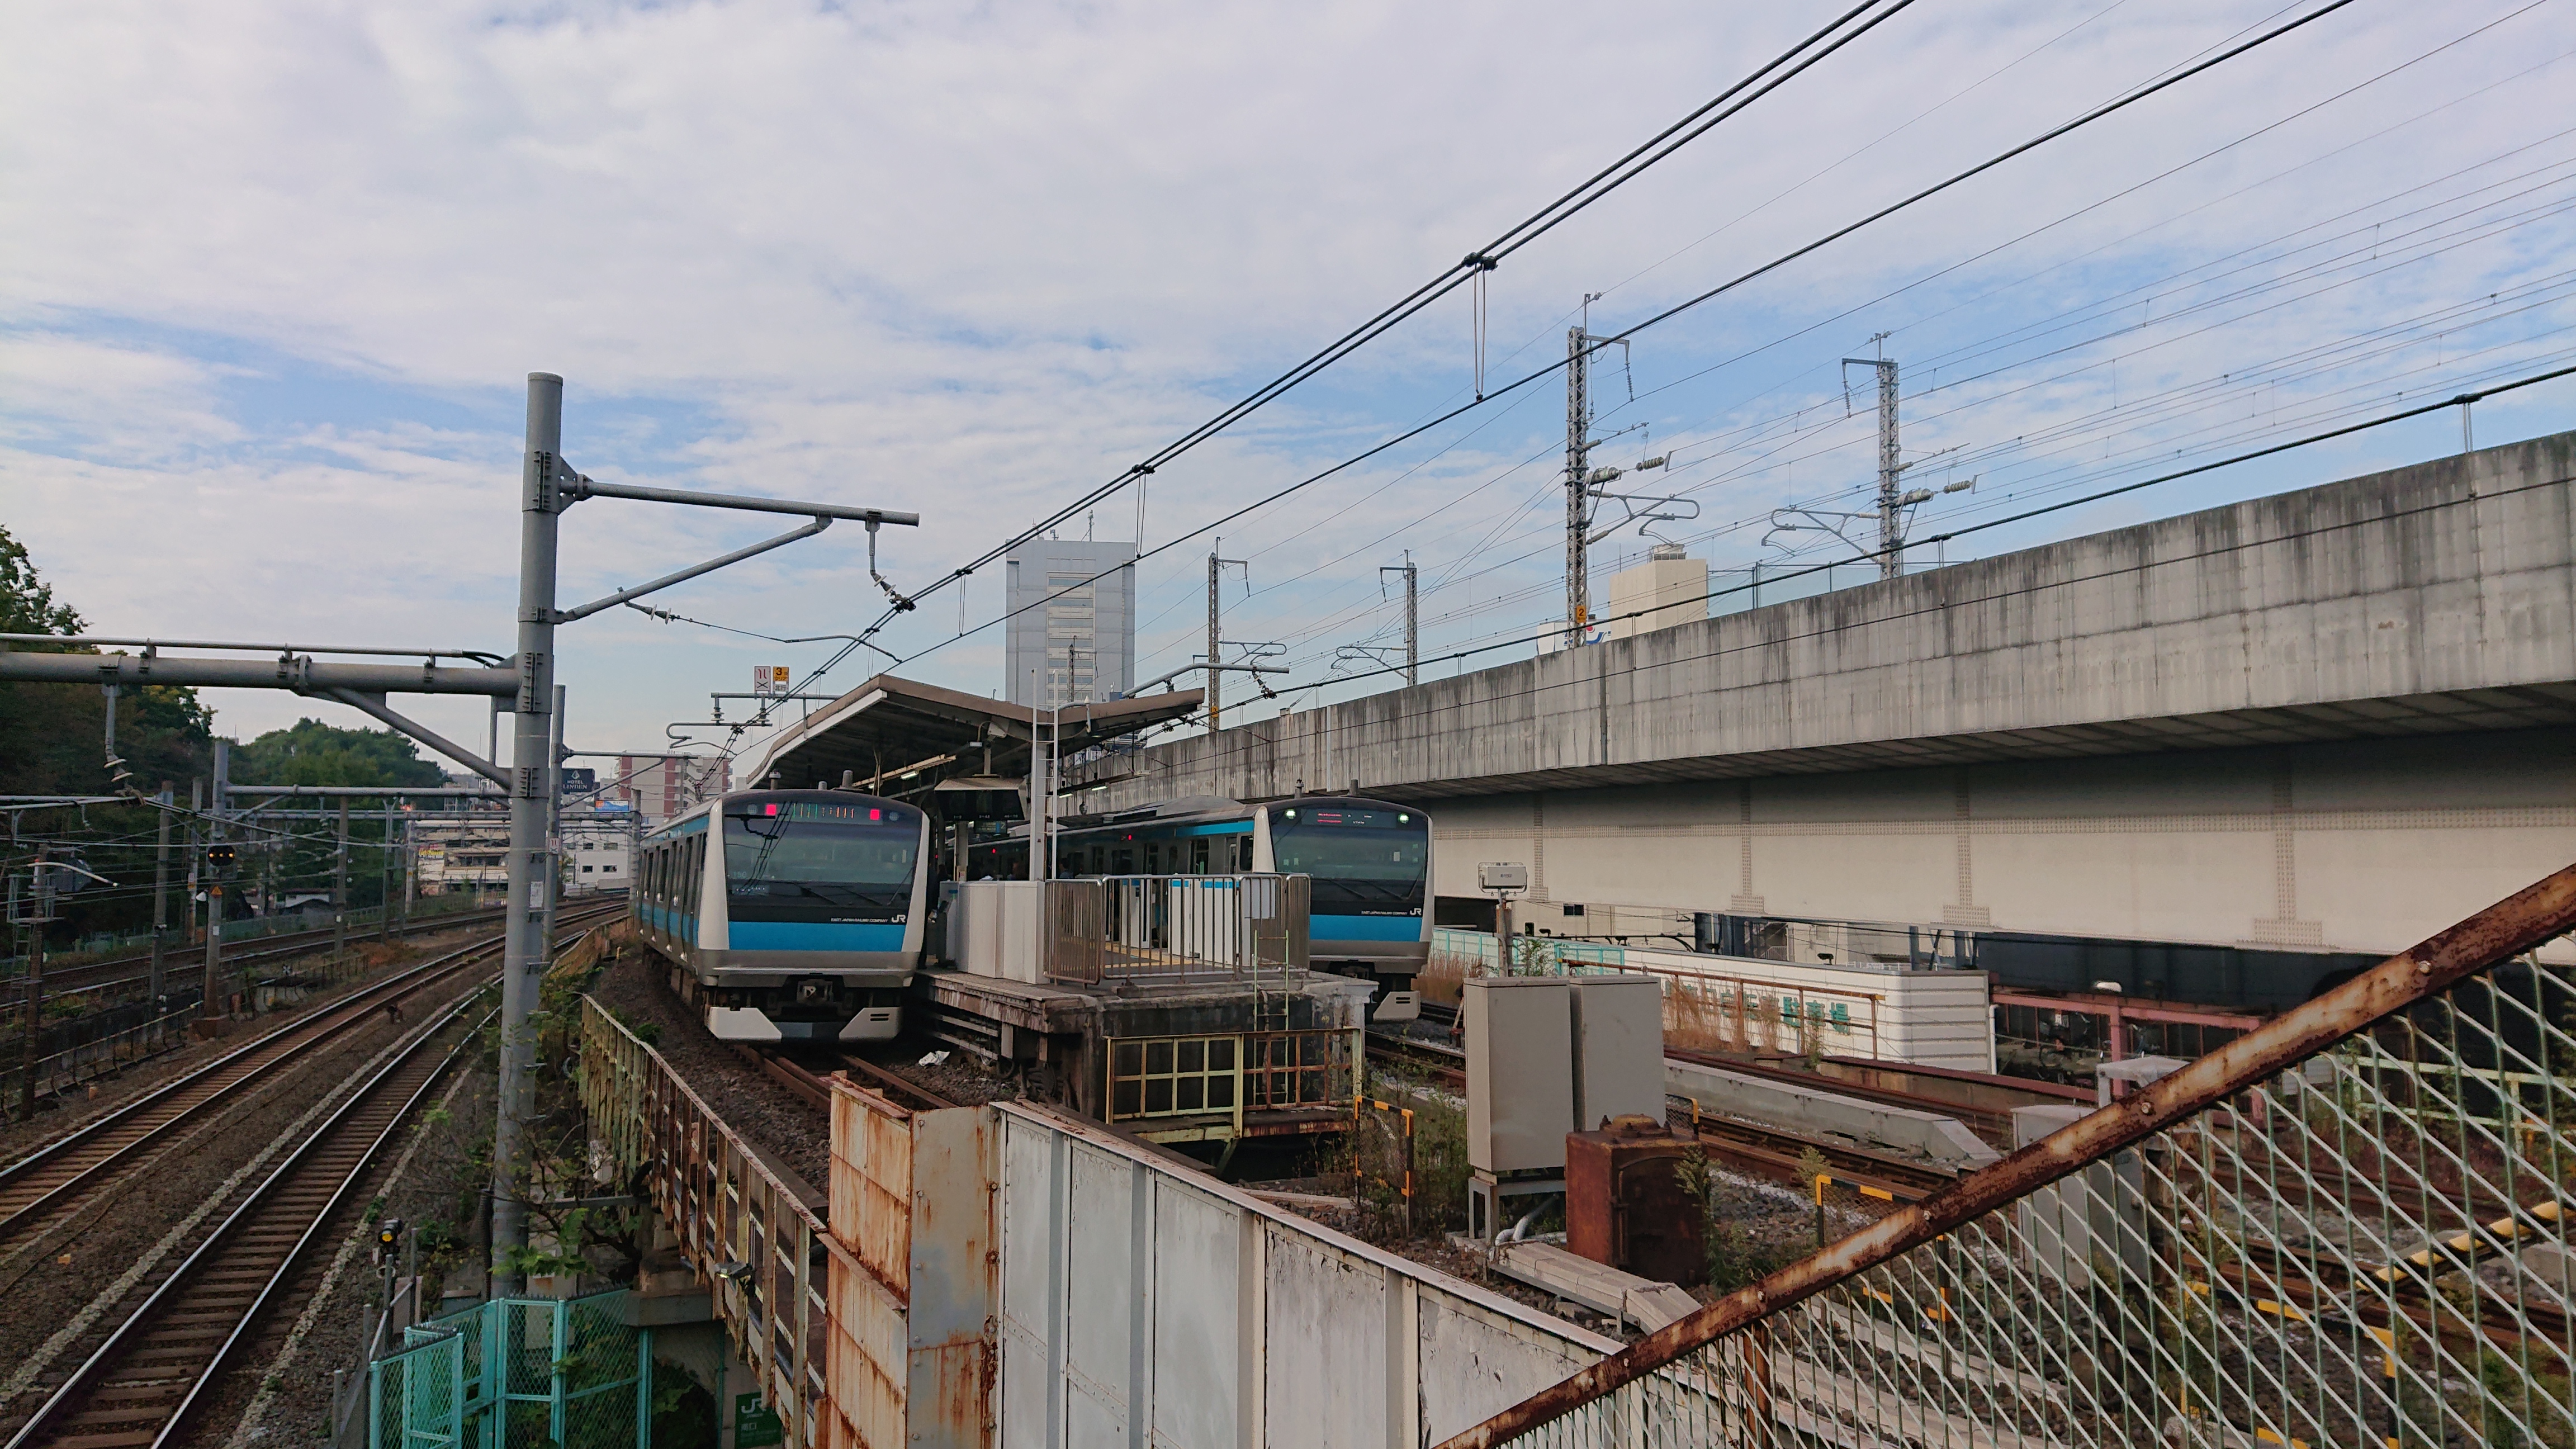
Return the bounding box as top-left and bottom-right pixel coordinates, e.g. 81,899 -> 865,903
740,673 -> 1204,799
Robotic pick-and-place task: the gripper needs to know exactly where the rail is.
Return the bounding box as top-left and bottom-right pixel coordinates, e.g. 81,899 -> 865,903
1437,859 -> 2576,1449
580,996 -> 849,1449
1,996 -> 495,1449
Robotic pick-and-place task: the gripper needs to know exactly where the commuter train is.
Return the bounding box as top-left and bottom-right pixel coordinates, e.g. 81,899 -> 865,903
967,794 -> 1431,1017
634,789 -> 927,1042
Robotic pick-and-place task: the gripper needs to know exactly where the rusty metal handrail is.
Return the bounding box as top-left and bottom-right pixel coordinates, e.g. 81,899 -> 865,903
581,996 -> 859,1449
1434,858 -> 2576,1449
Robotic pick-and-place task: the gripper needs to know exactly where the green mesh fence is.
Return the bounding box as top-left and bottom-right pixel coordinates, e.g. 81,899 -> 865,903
370,1292 -> 649,1449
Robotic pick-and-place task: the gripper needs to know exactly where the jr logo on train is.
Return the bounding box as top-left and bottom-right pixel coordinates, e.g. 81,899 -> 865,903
633,790 -> 928,1041
967,794 -> 1431,1021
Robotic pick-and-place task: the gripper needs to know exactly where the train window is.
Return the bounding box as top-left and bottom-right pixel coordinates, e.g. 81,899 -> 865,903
1191,837 -> 1210,874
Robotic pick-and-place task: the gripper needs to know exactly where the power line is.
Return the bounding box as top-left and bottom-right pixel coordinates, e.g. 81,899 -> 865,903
871,0 -> 2362,696
1221,358 -> 2576,705
1140,438 -> 2576,785
831,0 -> 1928,648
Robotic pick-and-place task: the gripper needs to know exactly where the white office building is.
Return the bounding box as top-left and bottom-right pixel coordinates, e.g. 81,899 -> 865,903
1005,538 -> 1136,708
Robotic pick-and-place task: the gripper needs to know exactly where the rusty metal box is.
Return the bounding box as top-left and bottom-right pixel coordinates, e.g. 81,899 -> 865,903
1565,1115 -> 1706,1286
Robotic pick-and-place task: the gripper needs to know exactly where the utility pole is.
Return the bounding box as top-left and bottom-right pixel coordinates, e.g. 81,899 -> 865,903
0,371 -> 915,1287
397,813 -> 413,936
541,683 -> 565,950
1206,542 -> 1250,733
1208,544 -> 1221,735
206,742 -> 228,1017
150,784 -> 172,1007
1382,556 -> 1418,686
492,375 -> 568,1296
20,849 -> 50,1117
1565,326 -> 1592,647
378,801 -> 394,943
334,801 -> 351,970
1845,348 -> 1901,579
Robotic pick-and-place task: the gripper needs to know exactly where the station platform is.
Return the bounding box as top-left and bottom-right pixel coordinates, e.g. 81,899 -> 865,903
908,964 -> 1363,1144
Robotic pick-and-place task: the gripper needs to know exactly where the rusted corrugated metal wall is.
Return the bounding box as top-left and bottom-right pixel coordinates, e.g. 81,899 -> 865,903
826,1079 -> 995,1449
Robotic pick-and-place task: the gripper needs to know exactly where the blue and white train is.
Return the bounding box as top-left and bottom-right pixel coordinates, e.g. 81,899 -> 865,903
634,789 -> 927,1042
968,794 -> 1430,1017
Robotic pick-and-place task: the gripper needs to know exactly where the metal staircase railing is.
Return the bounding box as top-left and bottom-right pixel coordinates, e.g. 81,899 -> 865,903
1436,860 -> 2576,1449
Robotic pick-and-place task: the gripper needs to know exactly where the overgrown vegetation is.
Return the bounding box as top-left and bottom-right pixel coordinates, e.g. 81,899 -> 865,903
496,922 -> 648,1286
1336,1063 -> 1470,1244
1677,1146 -> 1799,1292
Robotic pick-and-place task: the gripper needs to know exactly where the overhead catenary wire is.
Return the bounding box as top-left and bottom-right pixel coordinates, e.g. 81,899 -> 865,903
1221,358 -> 2576,705
786,0 -> 1932,685
850,0 -> 2362,704
1148,113 -> 2576,679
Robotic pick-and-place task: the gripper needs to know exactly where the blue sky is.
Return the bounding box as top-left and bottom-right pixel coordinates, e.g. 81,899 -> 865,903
8,0 -> 2575,771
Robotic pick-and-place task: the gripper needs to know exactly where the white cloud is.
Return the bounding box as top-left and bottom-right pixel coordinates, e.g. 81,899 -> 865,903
6,0 -> 2575,751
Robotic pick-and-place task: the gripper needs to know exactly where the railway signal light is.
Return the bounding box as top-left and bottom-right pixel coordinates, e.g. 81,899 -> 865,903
375,1218 -> 406,1262
207,843 -> 236,869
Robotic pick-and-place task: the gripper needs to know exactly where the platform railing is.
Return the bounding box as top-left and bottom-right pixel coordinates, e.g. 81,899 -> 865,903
1437,861 -> 2576,1449
581,997 -> 842,1449
1045,873 -> 1310,987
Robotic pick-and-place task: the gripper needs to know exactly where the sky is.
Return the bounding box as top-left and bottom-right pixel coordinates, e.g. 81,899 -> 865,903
8,0 -> 2576,778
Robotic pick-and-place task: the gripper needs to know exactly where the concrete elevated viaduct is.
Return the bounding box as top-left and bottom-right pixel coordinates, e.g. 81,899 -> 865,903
1078,430 -> 2576,997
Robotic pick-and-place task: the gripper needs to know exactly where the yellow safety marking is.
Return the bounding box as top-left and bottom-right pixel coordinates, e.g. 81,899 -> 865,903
1859,1185 -> 1895,1201
2250,1427 -> 2309,1448
2366,1326 -> 2397,1379
2370,1196 -> 2565,1280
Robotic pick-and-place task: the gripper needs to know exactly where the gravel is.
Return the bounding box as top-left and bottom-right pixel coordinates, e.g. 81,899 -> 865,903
0,963 -> 494,1442
588,946 -> 831,1195
0,923 -> 493,1169
842,1045 -> 1022,1108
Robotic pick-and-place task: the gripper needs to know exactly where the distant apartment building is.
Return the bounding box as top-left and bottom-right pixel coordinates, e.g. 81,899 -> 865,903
1602,544 -> 1712,640
411,814 -> 511,895
564,816 -> 634,894
410,811 -> 633,896
1005,538 -> 1136,707
612,755 -> 732,825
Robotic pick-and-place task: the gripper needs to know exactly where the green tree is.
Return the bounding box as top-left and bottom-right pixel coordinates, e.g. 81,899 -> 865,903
0,523 -> 219,943
0,522 -> 84,636
233,718 -> 446,789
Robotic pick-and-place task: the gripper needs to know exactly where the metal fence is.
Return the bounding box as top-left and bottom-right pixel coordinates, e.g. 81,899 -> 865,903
581,997 -> 842,1449
1439,861 -> 2576,1449
2,996 -> 200,1110
1045,873 -> 1310,986
368,1291 -> 650,1449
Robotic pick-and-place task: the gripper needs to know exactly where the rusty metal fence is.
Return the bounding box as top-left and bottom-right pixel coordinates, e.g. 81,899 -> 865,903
1441,863 -> 2576,1449
580,997 -> 842,1449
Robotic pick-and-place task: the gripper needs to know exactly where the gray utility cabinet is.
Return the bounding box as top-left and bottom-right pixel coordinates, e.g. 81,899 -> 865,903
1465,973 -> 1670,1175
1465,978 -> 1576,1175
1569,974 -> 1666,1133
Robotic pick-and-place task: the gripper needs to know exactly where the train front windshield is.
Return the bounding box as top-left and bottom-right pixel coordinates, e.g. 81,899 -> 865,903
1269,804 -> 1427,918
724,800 -> 920,924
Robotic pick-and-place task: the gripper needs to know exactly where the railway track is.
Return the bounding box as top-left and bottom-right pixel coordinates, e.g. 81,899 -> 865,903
0,906 -> 520,1011
719,1046 -> 963,1115
0,998 -> 497,1449
839,1054 -> 959,1112
0,905 -> 619,1250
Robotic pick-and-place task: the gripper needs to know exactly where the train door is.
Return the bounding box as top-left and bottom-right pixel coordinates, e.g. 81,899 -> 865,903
683,835 -> 703,946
